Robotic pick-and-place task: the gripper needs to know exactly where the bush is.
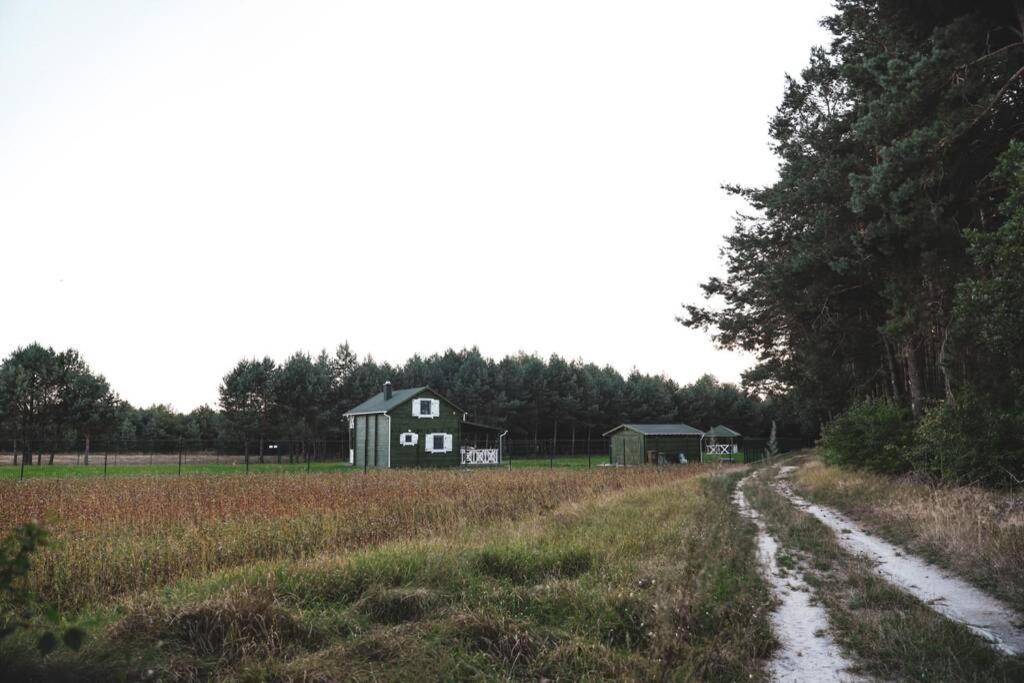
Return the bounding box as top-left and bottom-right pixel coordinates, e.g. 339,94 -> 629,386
912,394 -> 1024,487
820,398 -> 914,474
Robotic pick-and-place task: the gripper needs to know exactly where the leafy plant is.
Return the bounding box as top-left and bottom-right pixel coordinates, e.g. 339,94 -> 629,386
819,398 -> 914,474
913,393 -> 1024,487
0,521 -> 85,656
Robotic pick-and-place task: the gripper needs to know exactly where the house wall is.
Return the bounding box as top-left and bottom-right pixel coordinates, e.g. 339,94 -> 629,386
353,414 -> 391,468
389,388 -> 463,468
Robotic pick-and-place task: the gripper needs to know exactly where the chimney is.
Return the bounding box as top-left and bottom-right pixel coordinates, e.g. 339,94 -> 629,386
384,381 -> 393,400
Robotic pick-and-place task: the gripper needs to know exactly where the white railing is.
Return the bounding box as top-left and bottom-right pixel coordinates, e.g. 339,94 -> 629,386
704,443 -> 738,456
460,447 -> 499,465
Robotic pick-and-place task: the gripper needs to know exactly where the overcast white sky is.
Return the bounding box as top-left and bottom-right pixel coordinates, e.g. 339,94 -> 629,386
0,1 -> 833,412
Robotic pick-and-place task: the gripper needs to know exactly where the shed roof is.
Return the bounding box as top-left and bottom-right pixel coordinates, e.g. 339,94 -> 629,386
602,423 -> 704,437
705,424 -> 742,438
344,386 -> 429,416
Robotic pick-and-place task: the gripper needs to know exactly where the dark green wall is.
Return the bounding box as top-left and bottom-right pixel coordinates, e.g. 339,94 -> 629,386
610,431 -> 643,465
610,431 -> 700,464
646,435 -> 701,463
389,389 -> 463,468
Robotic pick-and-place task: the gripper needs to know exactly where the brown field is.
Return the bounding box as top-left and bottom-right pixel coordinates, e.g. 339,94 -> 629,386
0,466 -> 718,611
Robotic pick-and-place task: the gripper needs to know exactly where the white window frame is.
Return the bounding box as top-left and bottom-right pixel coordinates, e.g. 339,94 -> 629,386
399,431 -> 419,447
425,432 -> 453,453
413,398 -> 440,418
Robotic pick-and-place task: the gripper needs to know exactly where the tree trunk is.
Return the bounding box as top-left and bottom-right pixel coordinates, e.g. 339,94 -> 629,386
937,327 -> 956,405
905,339 -> 925,419
881,333 -> 902,401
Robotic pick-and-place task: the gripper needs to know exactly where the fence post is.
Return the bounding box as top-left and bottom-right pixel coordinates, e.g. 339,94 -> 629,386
178,438 -> 182,476
103,451 -> 108,477
19,447 -> 25,481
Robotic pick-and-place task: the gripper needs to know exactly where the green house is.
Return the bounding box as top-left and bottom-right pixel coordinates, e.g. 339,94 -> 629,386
343,382 -> 504,468
603,423 -> 704,465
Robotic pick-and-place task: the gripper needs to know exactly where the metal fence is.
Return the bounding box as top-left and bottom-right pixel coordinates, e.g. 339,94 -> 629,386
1,433 -> 813,478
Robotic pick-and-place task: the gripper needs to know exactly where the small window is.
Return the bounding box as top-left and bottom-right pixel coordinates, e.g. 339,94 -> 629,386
420,399 -> 432,415
433,434 -> 444,451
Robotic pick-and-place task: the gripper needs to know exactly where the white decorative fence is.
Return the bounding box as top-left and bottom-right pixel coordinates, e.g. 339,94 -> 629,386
460,447 -> 499,465
704,443 -> 738,456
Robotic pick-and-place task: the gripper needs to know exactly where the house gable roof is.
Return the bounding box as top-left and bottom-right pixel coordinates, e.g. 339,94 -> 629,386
343,386 -> 465,417
705,424 -> 742,438
343,386 -> 427,416
602,423 -> 704,437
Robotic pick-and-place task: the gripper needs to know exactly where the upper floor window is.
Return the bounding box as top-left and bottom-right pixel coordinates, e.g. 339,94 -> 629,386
414,398 -> 439,418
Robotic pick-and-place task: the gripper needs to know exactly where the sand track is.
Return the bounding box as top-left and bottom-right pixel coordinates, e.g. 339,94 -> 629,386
734,474 -> 864,682
776,466 -> 1024,657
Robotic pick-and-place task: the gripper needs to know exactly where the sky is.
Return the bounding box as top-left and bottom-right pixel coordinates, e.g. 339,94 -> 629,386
0,1 -> 833,412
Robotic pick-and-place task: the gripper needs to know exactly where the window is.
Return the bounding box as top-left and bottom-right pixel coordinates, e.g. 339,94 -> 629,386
425,433 -> 453,453
400,432 -> 419,447
414,398 -> 439,418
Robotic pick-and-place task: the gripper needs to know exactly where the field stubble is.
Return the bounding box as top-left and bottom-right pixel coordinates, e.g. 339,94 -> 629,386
0,466 -> 719,611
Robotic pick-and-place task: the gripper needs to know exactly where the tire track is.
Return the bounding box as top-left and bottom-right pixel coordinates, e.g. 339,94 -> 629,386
734,474 -> 864,682
776,466 -> 1024,656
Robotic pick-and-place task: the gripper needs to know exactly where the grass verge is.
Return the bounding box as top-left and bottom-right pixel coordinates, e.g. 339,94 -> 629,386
1,473 -> 773,681
743,465 -> 1024,681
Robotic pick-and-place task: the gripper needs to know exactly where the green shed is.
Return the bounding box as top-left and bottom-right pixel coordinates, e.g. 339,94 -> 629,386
343,382 -> 504,468
603,423 -> 703,465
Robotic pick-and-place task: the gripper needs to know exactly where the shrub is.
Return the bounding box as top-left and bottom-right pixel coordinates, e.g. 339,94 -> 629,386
912,394 -> 1024,487
0,522 -> 85,656
819,398 -> 914,474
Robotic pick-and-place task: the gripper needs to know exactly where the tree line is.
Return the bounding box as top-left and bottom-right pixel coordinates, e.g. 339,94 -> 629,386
0,343 -> 793,462
684,0 -> 1024,484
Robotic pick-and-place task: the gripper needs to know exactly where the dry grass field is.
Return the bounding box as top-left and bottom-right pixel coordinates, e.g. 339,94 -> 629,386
0,466 -> 777,681
0,466 -> 717,612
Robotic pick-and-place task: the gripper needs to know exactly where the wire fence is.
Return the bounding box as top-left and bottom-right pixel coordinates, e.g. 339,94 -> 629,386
0,434 -> 813,479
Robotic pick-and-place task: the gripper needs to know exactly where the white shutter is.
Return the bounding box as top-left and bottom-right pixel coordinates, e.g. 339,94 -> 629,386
431,399 -> 440,417
412,402 -> 421,417
443,434 -> 453,453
